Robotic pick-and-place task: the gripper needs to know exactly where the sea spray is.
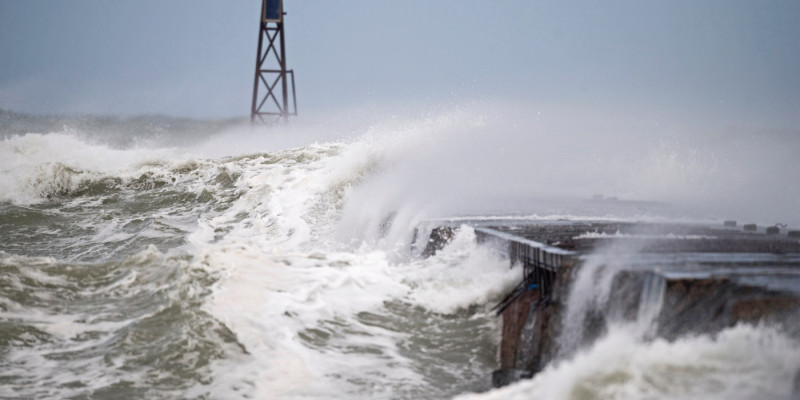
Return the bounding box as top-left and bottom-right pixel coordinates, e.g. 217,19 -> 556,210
557,239 -> 646,358
179,127 -> 520,398
3,105 -> 800,399
455,324 -> 800,400
636,271 -> 667,338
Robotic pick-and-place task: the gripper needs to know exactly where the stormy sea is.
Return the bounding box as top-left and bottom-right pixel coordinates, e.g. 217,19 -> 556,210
1,105 -> 799,399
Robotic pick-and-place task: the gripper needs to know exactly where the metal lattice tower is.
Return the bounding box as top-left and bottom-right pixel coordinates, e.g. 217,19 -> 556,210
251,0 -> 296,123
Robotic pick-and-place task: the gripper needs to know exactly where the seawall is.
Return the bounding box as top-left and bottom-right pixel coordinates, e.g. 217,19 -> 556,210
420,220 -> 800,391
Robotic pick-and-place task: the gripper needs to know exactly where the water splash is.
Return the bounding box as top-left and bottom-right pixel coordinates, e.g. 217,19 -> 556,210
456,324 -> 800,400
636,271 -> 666,338
557,239 -> 645,358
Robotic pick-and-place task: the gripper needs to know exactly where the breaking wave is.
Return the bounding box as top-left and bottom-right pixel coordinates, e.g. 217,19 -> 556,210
2,104 -> 799,399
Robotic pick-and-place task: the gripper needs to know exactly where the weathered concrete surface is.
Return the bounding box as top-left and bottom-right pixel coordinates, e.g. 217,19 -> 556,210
731,297 -> 800,326
660,278 -> 795,339
499,289 -> 537,369
513,297 -> 560,374
491,221 -> 800,253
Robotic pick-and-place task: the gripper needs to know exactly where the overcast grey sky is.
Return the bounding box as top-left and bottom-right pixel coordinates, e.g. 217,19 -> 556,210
1,0 -> 799,125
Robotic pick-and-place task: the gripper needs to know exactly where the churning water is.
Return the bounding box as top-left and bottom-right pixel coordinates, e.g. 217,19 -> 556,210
1,105 -> 799,399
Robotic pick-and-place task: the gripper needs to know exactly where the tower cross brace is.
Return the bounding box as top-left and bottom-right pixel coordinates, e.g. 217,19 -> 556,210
251,0 -> 296,123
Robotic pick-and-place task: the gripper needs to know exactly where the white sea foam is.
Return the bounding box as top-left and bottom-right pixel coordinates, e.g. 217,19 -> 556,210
4,103 -> 800,399
197,231 -> 516,398
182,107 -> 800,398
403,227 -> 520,315
0,246 -> 210,399
456,324 -> 800,400
573,231 -> 718,240
184,131 -> 518,398
200,244 -> 410,398
0,133 -> 180,202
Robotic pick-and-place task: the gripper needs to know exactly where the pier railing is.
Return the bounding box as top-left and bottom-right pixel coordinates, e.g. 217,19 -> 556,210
475,227 -> 576,312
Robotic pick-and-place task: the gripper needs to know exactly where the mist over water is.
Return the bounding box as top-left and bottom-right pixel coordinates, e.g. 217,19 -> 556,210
4,102 -> 798,227
327,102 -> 800,236
1,102 -> 799,399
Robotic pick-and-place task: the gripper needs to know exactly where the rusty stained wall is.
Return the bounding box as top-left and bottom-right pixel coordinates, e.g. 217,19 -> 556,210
500,289 -> 538,369
498,257 -> 575,374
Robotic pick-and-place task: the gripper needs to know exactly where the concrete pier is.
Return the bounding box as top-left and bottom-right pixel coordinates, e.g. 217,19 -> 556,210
421,220 -> 800,389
